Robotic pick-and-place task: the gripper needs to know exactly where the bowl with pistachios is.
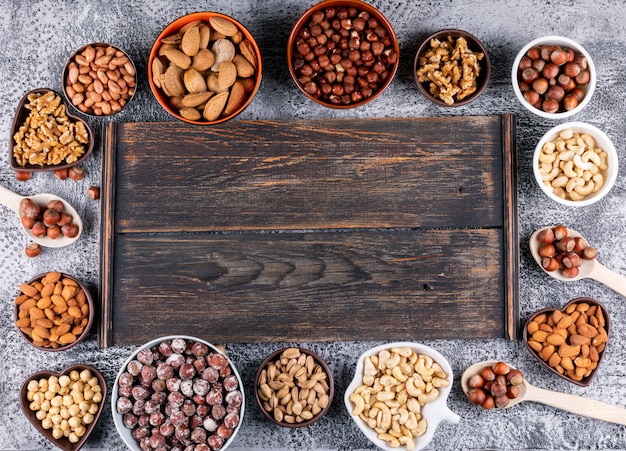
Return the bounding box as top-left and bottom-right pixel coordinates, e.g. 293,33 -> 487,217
254,347 -> 334,428
148,12 -> 262,125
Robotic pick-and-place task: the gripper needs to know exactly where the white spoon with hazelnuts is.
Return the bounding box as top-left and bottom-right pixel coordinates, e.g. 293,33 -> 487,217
0,184 -> 82,249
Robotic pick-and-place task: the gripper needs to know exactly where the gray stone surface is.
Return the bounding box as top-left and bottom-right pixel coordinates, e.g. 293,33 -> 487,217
1,0 -> 625,450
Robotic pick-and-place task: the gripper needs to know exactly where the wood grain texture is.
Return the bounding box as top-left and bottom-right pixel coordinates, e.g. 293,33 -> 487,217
100,116 -> 518,346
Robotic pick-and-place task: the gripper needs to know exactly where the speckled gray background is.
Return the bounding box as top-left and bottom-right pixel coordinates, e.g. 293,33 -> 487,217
1,1 -> 626,450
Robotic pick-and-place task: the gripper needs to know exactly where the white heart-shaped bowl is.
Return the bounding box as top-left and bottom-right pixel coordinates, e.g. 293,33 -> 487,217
344,342 -> 460,451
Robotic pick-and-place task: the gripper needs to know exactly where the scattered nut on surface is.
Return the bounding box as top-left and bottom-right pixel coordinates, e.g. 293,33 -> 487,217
538,128 -> 608,201
416,36 -> 484,105
257,347 -> 331,425
348,347 -> 450,451
14,272 -> 89,348
13,91 -> 90,167
26,368 -> 103,443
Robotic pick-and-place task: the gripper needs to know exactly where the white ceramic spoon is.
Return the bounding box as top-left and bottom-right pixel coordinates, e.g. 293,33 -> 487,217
461,360 -> 626,425
530,226 -> 626,297
0,184 -> 82,247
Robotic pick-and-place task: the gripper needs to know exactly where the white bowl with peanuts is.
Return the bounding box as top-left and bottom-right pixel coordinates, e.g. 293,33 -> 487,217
534,122 -> 618,207
344,342 -> 460,451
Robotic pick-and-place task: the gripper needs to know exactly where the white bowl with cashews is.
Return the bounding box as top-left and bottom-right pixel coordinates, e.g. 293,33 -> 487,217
533,122 -> 618,207
344,342 -> 460,451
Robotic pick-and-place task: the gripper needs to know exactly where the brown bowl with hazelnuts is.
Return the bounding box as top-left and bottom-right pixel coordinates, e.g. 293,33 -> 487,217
512,36 -> 596,119
287,0 -> 400,108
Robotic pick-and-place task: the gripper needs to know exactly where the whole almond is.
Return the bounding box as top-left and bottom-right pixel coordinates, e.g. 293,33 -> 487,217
161,33 -> 182,45
217,61 -> 237,90
232,54 -> 255,78
163,48 -> 192,70
239,39 -> 258,69
192,49 -> 215,72
183,68 -> 207,93
224,81 -> 246,116
206,72 -> 228,93
209,16 -> 238,37
199,23 -> 211,48
163,65 -> 187,97
182,91 -> 214,108
203,91 -> 229,121
179,107 -> 202,121
181,25 -> 201,57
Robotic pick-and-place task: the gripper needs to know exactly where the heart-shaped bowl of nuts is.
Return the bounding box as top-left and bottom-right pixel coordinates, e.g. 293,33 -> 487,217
344,342 -> 460,451
13,271 -> 94,352
533,122 -> 617,206
20,364 -> 107,451
287,0 -> 400,108
523,297 -> 609,386
512,35 -> 596,119
112,336 -> 245,451
63,43 -> 137,117
413,29 -> 491,107
9,88 -> 94,172
254,347 -> 334,428
148,12 -> 262,125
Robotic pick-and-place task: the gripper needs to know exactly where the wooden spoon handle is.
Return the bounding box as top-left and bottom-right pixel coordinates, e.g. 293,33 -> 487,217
589,262 -> 626,298
525,385 -> 626,425
0,184 -> 24,213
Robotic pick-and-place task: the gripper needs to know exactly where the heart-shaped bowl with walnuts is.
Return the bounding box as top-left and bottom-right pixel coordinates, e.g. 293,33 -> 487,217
20,364 -> 107,451
9,88 -> 94,173
523,297 -> 609,386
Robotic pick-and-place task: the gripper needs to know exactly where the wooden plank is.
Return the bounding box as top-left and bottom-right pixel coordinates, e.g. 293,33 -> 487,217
111,117 -> 504,232
99,116 -> 518,347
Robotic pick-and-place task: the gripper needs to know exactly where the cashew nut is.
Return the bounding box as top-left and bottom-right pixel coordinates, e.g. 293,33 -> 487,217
414,418 -> 428,438
551,175 -> 569,188
349,393 -> 365,416
417,388 -> 439,405
391,347 -> 413,358
581,133 -> 595,148
539,151 -> 557,164
573,153 -> 594,171
405,376 -> 422,397
542,141 -> 556,154
378,433 -> 400,448
592,173 -> 604,192
558,150 -> 575,161
569,190 -> 585,201
560,129 -> 574,140
582,150 -> 602,166
541,167 -> 560,182
566,177 -> 584,193
574,180 -> 595,196
552,186 -> 567,199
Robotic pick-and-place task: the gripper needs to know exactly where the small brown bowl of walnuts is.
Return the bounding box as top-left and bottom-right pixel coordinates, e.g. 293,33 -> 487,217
13,271 -> 94,352
414,29 -> 491,107
255,347 -> 334,428
9,88 -> 94,173
148,12 -> 262,125
287,0 -> 400,108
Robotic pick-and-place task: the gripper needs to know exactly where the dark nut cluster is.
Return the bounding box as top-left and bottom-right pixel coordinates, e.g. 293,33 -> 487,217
517,44 -> 590,113
466,361 -> 523,409
19,198 -> 80,240
116,338 -> 243,451
537,225 -> 597,278
291,5 -> 398,105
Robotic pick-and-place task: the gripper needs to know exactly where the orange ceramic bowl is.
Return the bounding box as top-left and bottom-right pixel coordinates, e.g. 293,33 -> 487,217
148,12 -> 262,125
287,0 -> 399,108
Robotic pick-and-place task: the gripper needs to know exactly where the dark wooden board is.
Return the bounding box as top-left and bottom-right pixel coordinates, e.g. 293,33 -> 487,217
99,116 -> 518,347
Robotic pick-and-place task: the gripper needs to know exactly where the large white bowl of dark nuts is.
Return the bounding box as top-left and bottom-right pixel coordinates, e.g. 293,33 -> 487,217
112,336 -> 244,451
344,342 -> 459,451
512,35 -> 596,119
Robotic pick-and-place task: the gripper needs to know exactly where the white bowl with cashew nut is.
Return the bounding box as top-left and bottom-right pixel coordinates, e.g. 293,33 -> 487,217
534,122 -> 618,207
344,342 -> 460,451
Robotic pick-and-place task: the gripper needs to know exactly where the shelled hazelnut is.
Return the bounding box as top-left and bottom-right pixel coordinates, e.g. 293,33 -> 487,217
19,198 -> 79,240
537,225 -> 597,278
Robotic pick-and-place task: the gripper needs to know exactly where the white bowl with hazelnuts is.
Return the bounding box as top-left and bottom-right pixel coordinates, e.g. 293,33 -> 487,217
512,35 -> 596,119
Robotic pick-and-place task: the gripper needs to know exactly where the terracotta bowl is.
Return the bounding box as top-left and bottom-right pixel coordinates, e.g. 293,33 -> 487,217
414,29 -> 491,107
148,12 -> 262,125
9,88 -> 94,172
254,347 -> 334,428
112,336 -> 245,451
287,0 -> 400,108
62,42 -> 137,117
523,297 -> 609,386
20,364 -> 107,451
13,272 -> 94,352
344,342 -> 459,451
